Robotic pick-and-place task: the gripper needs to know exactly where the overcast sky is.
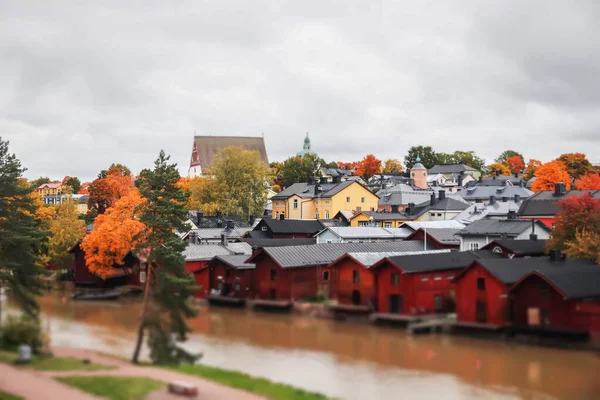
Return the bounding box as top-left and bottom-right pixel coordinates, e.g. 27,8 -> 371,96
1,1 -> 599,182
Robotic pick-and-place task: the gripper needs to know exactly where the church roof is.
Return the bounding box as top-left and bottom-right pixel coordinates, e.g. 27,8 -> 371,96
191,136 -> 269,170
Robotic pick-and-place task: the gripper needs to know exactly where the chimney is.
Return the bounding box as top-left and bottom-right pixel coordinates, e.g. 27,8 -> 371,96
314,183 -> 320,196
530,233 -> 538,241
438,190 -> 446,201
196,212 -> 202,227
502,196 -> 508,202
514,173 -> 518,178
514,194 -> 520,203
432,180 -> 438,187
507,210 -> 516,220
216,211 -> 222,218
554,182 -> 566,197
519,181 -> 524,188
221,234 -> 228,247
489,195 -> 496,205
391,205 -> 399,213
249,215 -> 256,226
478,176 -> 482,183
280,213 -> 285,221
216,220 -> 223,228
549,249 -> 562,262
458,174 -> 464,187
227,220 -> 235,230
495,170 -> 500,177
430,192 -> 437,206
492,175 -> 496,180
407,202 -> 415,215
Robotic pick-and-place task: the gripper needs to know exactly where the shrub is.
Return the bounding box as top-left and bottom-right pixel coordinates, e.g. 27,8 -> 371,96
0,315 -> 43,353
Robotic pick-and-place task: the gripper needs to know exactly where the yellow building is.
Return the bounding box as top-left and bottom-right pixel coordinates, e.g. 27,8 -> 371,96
347,208 -> 426,228
271,180 -> 378,220
38,182 -> 64,205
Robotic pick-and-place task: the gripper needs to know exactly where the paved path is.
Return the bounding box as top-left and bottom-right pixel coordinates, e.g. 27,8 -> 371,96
1,347 -> 264,400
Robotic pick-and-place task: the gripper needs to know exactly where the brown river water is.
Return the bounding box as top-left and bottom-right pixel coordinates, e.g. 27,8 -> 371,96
7,293 -> 600,400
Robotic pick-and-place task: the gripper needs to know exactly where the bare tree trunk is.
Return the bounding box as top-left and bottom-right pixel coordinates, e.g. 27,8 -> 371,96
132,264 -> 153,364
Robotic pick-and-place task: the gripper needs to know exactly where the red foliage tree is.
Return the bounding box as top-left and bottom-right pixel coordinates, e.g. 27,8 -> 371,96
531,160 -> 571,192
549,193 -> 600,251
355,154 -> 382,180
87,166 -> 134,216
336,161 -> 359,170
506,155 -> 525,174
575,173 -> 600,190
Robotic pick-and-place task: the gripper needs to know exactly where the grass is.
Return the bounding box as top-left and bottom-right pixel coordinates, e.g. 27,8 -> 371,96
56,376 -> 164,400
0,350 -> 114,371
0,392 -> 22,400
171,363 -> 330,400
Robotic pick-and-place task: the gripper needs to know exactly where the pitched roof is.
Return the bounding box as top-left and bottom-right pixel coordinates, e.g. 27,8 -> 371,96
406,228 -> 461,246
210,255 -> 255,270
523,264 -> 600,299
427,197 -> 470,211
259,218 -> 325,234
377,184 -> 433,206
320,168 -> 354,177
188,212 -> 251,228
481,239 -> 548,256
383,250 -> 499,273
318,226 -> 401,239
184,227 -> 251,241
454,201 -> 521,224
457,219 -> 550,236
457,186 -> 534,201
252,241 -> 435,268
38,182 -> 61,189
344,250 -> 451,267
183,242 -> 252,261
240,238 -> 316,247
517,190 -> 600,217
474,257 -> 597,285
272,180 -> 363,200
480,175 -> 525,186
193,136 -> 268,169
428,164 -> 478,174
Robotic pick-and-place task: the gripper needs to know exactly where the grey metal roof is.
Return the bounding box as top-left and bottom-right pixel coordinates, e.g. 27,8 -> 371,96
385,250 -> 499,273
457,219 -> 549,236
407,228 -> 461,245
256,241 -> 435,268
517,190 -> 600,217
428,197 -> 470,211
457,186 -> 533,201
480,175 -> 524,186
240,238 -> 316,247
225,242 -> 252,255
183,244 -> 233,261
400,220 -> 466,231
378,184 -> 433,206
532,264 -> 600,299
211,255 -> 255,270
345,250 -> 450,267
184,227 -> 251,240
258,218 -> 325,234
476,257 -> 597,285
481,239 -> 547,256
273,180 -> 360,200
428,164 -> 478,174
319,226 -> 401,239
454,201 -> 521,224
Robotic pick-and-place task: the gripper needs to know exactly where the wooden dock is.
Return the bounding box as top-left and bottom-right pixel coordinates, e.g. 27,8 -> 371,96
407,319 -> 455,335
370,313 -> 421,327
207,294 -> 246,308
249,299 -> 293,312
327,304 -> 372,314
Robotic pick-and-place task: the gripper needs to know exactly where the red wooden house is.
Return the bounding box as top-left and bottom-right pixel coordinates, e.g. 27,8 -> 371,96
508,260 -> 600,341
372,251 -> 498,316
245,242 -> 430,305
208,255 -> 255,299
68,241 -> 129,288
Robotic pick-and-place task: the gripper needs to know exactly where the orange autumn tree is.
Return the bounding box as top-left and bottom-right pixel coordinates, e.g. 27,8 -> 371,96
575,173 -> 600,190
522,159 -> 542,180
382,159 -> 404,174
87,165 -> 135,217
531,160 -> 571,192
487,163 -> 511,176
506,155 -> 525,174
355,154 -> 382,180
81,189 -> 147,278
557,153 -> 593,179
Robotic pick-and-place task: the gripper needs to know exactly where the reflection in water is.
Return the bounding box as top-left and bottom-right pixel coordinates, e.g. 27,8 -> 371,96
11,294 -> 600,400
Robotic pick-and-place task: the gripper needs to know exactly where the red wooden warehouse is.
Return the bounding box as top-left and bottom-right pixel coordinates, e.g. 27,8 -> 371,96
372,251 -> 498,316
208,255 -> 255,300
508,259 -> 600,342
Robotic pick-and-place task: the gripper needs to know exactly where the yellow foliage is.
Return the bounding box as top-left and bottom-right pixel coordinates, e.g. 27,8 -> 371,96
47,198 -> 86,268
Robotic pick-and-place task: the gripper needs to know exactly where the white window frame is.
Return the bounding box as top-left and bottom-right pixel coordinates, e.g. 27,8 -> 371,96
469,242 -> 479,251
293,199 -> 298,209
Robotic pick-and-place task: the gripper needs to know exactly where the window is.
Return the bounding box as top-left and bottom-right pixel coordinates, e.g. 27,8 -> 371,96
325,201 -> 329,205
325,210 -> 330,219
323,271 -> 329,281
234,283 -> 241,291
346,196 -> 351,203
270,269 -> 276,281
353,270 -> 360,284
412,172 -> 415,177
275,211 -> 279,219
469,243 -> 479,251
262,226 -> 268,231
477,278 -> 486,290
358,221 -> 369,227
315,212 -> 319,219
421,276 -> 429,282
293,199 -> 298,209
384,222 -> 393,228
361,197 -> 365,204
434,276 -> 442,281
446,275 -> 454,280
391,273 -> 399,287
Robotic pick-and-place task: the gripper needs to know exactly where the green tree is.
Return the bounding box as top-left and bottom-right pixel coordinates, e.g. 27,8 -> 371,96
64,177 -> 81,193
29,176 -> 51,189
0,138 -> 48,320
451,151 -> 486,171
210,146 -> 269,219
495,150 -> 524,165
132,150 -> 198,365
404,146 -> 438,169
47,196 -> 86,269
280,153 -> 322,188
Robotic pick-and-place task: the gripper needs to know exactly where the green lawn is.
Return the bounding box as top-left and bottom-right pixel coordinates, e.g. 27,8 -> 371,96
56,376 -> 164,400
0,350 -> 114,371
0,392 -> 22,400
172,363 -> 330,400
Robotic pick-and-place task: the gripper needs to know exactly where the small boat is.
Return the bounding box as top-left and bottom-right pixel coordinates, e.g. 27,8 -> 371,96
72,291 -> 121,301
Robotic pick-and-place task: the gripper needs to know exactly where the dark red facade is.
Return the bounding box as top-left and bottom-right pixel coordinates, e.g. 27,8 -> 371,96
187,260 -> 210,299
454,262 -> 510,326
509,274 -> 600,340
373,260 -> 461,315
249,251 -> 328,301
209,260 -> 254,299
329,256 -> 376,307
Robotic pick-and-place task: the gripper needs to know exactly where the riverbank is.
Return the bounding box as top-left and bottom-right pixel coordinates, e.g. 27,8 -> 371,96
0,347 -> 329,400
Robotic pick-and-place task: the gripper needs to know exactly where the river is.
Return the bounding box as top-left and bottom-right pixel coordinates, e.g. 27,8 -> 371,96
7,294 -> 600,400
